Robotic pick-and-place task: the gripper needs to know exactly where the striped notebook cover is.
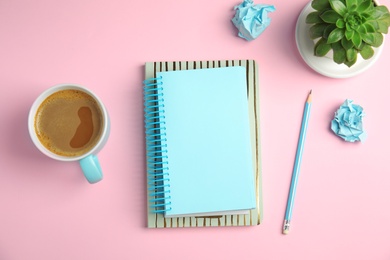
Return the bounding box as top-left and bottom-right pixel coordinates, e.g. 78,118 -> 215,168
144,60 -> 263,228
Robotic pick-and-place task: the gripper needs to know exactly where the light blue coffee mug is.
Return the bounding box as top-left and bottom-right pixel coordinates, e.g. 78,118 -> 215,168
28,84 -> 110,184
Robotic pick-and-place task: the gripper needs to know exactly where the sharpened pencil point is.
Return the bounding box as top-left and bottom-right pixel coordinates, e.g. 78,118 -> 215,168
307,90 -> 312,103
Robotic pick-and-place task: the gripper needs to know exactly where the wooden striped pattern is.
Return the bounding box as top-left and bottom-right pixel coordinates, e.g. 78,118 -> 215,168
144,60 -> 263,228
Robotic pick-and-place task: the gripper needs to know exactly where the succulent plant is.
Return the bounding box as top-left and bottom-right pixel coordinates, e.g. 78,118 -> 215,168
306,0 -> 390,67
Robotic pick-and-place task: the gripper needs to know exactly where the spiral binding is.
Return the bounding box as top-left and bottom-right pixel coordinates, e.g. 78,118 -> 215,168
143,76 -> 172,214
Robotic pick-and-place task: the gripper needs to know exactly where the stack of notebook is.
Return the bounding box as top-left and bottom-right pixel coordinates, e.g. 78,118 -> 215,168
143,60 -> 262,228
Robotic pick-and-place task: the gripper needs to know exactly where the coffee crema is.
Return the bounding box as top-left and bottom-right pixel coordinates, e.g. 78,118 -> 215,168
34,89 -> 103,157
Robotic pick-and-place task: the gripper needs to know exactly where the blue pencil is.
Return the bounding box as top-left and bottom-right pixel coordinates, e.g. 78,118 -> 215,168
283,90 -> 312,235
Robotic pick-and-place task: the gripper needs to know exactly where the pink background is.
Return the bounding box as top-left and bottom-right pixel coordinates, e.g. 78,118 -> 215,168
1,0 -> 389,259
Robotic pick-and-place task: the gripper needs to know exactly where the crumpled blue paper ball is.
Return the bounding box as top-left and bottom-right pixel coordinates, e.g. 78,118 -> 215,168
232,0 -> 276,41
331,99 -> 367,142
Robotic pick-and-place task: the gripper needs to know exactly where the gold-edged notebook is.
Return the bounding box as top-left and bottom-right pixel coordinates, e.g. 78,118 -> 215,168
144,60 -> 263,228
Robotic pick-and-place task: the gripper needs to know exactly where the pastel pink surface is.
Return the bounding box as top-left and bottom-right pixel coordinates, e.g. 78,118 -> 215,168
0,0 -> 389,259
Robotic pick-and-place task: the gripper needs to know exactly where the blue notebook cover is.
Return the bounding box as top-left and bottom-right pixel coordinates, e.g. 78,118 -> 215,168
145,66 -> 256,218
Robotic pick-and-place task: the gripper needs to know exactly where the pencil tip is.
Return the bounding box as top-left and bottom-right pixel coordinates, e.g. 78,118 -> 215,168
310,89 -> 312,94
306,90 -> 313,103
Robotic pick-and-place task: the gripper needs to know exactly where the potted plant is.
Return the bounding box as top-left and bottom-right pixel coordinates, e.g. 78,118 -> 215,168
306,0 -> 390,67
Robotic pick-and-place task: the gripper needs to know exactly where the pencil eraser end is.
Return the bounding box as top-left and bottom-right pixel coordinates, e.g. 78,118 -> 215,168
282,229 -> 289,235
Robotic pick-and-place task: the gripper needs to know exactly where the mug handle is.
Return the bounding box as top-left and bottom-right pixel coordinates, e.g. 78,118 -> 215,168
80,155 -> 103,184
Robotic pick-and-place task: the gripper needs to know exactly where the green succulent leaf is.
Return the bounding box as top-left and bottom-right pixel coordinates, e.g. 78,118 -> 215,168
345,28 -> 354,40
346,48 -> 358,61
366,20 -> 379,30
377,16 -> 390,33
360,44 -> 375,59
344,58 -> 358,67
345,22 -> 352,31
312,0 -> 332,11
361,15 -> 368,24
336,18 -> 346,28
315,38 -> 332,56
341,37 -> 354,49
332,42 -> 346,64
363,23 -> 376,33
306,11 -> 324,24
371,5 -> 390,19
321,10 -> 342,23
371,32 -> 384,47
352,32 -> 362,47
361,32 -> 383,47
361,12 -> 371,21
361,32 -> 375,44
357,24 -> 367,34
324,24 -> 337,38
329,0 -> 348,16
380,13 -> 390,25
327,27 -> 345,43
357,40 -> 365,50
309,23 -> 329,39
346,0 -> 357,9
357,0 -> 373,13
